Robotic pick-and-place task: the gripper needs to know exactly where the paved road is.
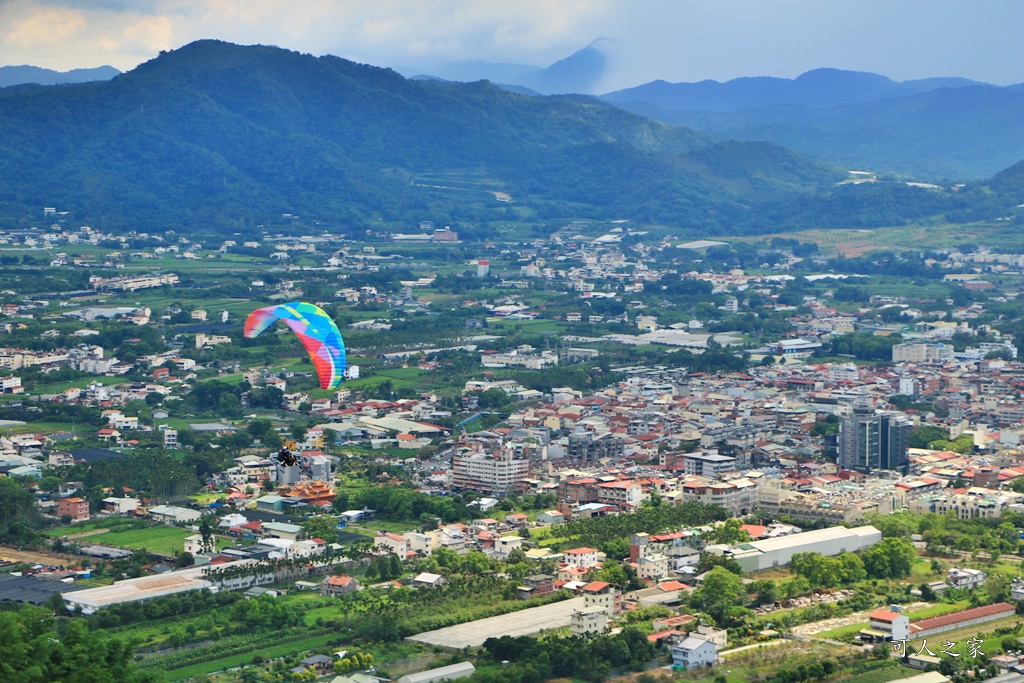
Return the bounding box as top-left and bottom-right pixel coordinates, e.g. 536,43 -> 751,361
407,597 -> 585,649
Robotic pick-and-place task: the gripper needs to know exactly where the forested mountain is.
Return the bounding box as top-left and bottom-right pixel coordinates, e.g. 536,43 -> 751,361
602,68 -> 991,111
0,40 -> 844,233
0,64 -> 120,87
602,70 -> 1024,179
0,41 -> 1017,234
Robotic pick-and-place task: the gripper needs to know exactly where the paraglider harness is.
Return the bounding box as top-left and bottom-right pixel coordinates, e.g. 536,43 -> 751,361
274,446 -> 298,467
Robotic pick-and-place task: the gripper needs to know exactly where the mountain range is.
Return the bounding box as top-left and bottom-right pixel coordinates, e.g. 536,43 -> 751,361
0,64 -> 120,88
601,70 -> 1024,179
401,45 -> 1024,180
0,40 -> 1018,234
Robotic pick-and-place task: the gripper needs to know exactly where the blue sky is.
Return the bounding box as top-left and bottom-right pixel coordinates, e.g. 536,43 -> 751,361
1,0 -> 1021,90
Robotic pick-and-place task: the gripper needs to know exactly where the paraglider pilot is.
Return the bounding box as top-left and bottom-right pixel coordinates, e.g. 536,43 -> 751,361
275,446 -> 298,467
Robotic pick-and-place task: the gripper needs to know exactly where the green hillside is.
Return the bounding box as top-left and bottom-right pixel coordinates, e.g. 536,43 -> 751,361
0,40 -> 1018,235
0,40 -> 838,233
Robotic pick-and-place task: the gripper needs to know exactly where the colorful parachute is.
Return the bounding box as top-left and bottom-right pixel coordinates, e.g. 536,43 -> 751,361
244,302 -> 347,390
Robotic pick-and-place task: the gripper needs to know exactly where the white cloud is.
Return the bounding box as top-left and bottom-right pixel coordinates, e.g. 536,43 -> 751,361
5,4 -> 86,46
0,0 -> 1021,86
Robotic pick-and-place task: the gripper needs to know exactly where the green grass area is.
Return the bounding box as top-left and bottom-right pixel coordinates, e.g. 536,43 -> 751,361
906,601 -> 969,620
342,366 -> 429,392
980,560 -> 1024,581
360,520 -> 420,535
910,558 -> 936,579
28,375 -> 125,395
831,663 -> 908,683
485,318 -> 563,335
163,633 -> 336,681
45,517 -> 145,537
1,421 -> 89,435
74,526 -> 230,556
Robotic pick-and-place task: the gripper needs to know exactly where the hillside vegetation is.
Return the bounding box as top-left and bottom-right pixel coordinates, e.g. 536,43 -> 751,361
0,41 -> 1019,234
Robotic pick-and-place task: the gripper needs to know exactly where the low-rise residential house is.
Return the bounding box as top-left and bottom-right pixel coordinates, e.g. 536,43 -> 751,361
570,607 -> 610,636
671,637 -> 718,670
412,572 -> 447,588
537,510 -> 566,524
148,505 -> 201,525
692,625 -> 728,649
859,607 -> 911,643
564,547 -> 600,568
581,580 -> 623,616
946,567 -> 986,590
57,497 -> 90,522
653,614 -> 698,632
321,574 -> 360,597
406,531 -> 439,557
297,655 -> 334,677
375,532 -> 410,557
183,534 -> 210,555
493,535 -> 524,558
636,552 -> 669,582
517,574 -> 556,600
102,497 -> 140,514
261,522 -> 302,541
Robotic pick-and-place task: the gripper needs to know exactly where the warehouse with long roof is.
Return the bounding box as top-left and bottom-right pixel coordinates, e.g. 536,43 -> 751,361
715,525 -> 882,573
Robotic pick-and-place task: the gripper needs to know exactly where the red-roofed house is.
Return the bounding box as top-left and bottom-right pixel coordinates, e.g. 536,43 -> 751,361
582,579 -> 622,615
505,513 -> 529,526
320,574 -> 359,597
374,532 -> 409,557
653,614 -> 697,632
860,608 -> 910,642
647,629 -> 683,644
57,497 -> 90,522
657,580 -> 689,592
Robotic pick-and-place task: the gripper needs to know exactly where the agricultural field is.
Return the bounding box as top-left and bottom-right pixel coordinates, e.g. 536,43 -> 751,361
47,520 -> 231,556
727,220 -> 1015,257
162,633 -> 337,681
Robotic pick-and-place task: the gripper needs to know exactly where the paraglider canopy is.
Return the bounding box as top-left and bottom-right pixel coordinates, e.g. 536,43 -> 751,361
244,302 -> 347,390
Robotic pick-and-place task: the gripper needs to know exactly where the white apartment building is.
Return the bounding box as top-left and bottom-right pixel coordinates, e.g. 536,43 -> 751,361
452,450 -> 530,496
570,607 -> 609,636
493,535 -> 524,558
637,553 -> 669,581
679,479 -> 757,517
892,343 -> 954,363
563,547 -> 599,568
374,532 -> 410,557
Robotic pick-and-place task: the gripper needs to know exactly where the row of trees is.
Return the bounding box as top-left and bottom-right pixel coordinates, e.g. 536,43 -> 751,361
0,606 -> 158,683
546,501 -> 729,547
789,538 -> 915,590
867,510 -> 1024,557
480,629 -> 657,683
346,485 -> 476,524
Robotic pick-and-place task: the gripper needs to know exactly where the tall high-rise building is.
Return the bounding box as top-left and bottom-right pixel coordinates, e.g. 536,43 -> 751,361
838,413 -> 910,473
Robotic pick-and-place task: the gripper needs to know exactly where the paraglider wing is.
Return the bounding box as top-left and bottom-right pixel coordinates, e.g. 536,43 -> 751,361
244,302 -> 347,390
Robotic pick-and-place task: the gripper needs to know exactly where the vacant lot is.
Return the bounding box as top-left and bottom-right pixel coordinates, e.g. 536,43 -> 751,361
406,597 -> 585,648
